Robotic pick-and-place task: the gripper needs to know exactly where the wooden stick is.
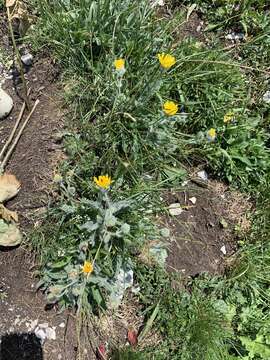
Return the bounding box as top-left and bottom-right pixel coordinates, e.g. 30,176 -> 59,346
6,6 -> 30,109
0,88 -> 31,161
1,99 -> 39,170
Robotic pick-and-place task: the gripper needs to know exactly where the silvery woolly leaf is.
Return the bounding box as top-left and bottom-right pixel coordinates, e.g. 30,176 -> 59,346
121,223 -> 130,234
81,199 -> 101,210
149,244 -> 168,267
80,221 -> 99,232
96,215 -> 103,224
109,200 -> 130,214
88,275 -> 113,292
79,241 -> 88,252
104,210 -> 117,227
72,286 -> 82,297
160,227 -> 170,237
61,204 -> 76,214
103,232 -> 112,244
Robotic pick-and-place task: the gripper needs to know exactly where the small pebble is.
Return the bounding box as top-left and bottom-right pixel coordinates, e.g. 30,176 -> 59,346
0,89 -> 13,120
21,53 -> 33,66
263,91 -> 270,104
197,170 -> 208,181
220,245 -> 227,255
169,203 -> 183,216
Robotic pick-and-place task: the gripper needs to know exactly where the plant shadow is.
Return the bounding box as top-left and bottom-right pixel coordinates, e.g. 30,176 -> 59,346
0,333 -> 43,360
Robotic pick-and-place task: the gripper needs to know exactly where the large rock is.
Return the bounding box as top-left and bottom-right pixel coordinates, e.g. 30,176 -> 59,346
0,88 -> 14,119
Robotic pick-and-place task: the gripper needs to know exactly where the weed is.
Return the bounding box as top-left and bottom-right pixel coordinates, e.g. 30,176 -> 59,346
111,347 -> 145,360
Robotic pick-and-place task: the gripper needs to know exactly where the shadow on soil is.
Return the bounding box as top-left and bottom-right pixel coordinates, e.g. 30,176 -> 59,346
0,333 -> 43,360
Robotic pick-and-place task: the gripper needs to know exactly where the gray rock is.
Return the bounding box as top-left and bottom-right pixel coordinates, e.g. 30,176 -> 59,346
21,53 -> 33,66
197,170 -> 208,181
0,89 -> 13,119
169,203 -> 183,216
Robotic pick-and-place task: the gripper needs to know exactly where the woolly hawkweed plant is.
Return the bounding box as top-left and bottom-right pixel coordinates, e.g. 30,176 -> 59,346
35,174 -> 169,312
37,175 -> 137,310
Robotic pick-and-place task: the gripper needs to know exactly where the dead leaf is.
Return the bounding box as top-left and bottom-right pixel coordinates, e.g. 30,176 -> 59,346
97,344 -> 107,360
6,0 -> 16,7
0,204 -> 18,222
0,219 -> 22,247
0,173 -> 21,203
127,328 -> 138,346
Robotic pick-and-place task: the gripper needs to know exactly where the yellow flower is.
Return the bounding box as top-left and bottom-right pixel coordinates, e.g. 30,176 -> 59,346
94,175 -> 112,189
53,173 -> 63,183
163,101 -> 178,116
207,128 -> 216,141
82,261 -> 94,275
224,111 -> 234,123
114,58 -> 125,71
157,53 -> 176,69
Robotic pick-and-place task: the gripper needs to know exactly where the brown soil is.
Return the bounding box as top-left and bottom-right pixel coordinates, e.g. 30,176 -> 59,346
0,248 -> 77,360
156,2 -> 205,43
0,13 -> 80,360
163,180 -> 251,276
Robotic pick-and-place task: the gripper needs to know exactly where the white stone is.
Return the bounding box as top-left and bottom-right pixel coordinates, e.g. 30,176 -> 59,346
0,89 -> 13,120
29,319 -> 38,330
39,322 -> 49,329
46,327 -> 56,340
189,197 -> 197,204
21,53 -> 33,66
59,322 -> 65,328
35,328 -> 46,344
197,170 -> 208,181
169,203 -> 183,216
220,245 -> 227,255
151,0 -> 164,6
263,91 -> 270,104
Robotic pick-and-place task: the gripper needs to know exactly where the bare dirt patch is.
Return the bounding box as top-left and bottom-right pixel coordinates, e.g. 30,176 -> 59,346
162,180 -> 251,276
1,58 -> 64,227
0,12 -> 81,360
0,248 -> 77,360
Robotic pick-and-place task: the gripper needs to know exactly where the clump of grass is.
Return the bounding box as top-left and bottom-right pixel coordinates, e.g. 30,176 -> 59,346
181,0 -> 269,33
31,0 -> 269,191
135,263 -> 232,360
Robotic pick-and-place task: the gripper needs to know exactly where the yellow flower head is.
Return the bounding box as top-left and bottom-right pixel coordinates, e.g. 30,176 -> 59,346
224,111 -> 234,123
53,173 -> 63,183
157,53 -> 176,69
114,58 -> 125,71
163,101 -> 178,116
207,128 -> 217,141
82,261 -> 94,275
94,175 -> 112,189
